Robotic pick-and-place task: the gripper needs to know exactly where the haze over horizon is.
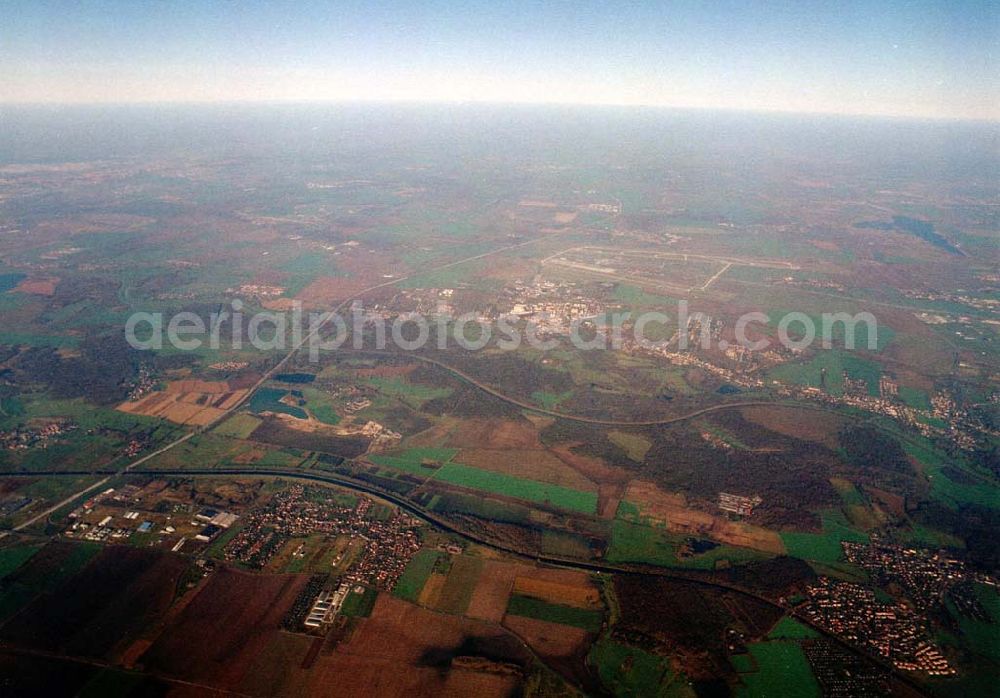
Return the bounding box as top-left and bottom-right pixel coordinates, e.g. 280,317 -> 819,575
3,0 -> 998,121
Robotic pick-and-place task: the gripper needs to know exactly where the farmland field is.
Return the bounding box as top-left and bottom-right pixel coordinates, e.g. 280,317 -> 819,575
0,544 -> 40,579
393,549 -> 442,602
435,554 -> 483,614
733,641 -> 820,698
506,594 -> 603,632
431,462 -> 598,514
140,568 -> 308,689
780,510 -> 869,564
589,637 -> 691,697
0,79 -> 997,697
0,541 -> 102,622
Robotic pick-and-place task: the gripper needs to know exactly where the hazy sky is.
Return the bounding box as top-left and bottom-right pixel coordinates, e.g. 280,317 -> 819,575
3,1 -> 997,120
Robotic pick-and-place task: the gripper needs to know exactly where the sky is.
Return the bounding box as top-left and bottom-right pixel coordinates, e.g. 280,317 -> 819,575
2,0 -> 997,120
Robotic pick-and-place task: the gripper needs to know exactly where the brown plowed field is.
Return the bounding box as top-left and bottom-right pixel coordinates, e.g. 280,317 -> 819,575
512,577 -> 600,609
466,561 -> 598,622
0,546 -> 187,662
116,381 -> 247,425
625,481 -> 785,554
503,615 -> 589,658
285,595 -> 527,696
455,448 -> 596,491
140,567 -> 308,690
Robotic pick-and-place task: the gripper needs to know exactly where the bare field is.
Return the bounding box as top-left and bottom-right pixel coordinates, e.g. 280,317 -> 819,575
503,615 -> 590,658
449,418 -> 544,449
465,560 -> 598,623
295,653 -> 521,698
626,481 -> 786,554
116,380 -> 247,425
274,595 -> 527,696
739,405 -> 846,448
295,276 -> 379,307
418,572 -> 447,608
15,277 -> 58,295
512,577 -> 601,609
455,448 -> 597,491
0,546 -> 187,662
140,568 -> 308,690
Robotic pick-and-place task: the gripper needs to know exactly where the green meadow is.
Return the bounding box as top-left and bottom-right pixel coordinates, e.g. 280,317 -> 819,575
733,641 -> 820,698
393,549 -> 442,602
431,462 -> 598,514
780,510 -> 869,563
506,594 -> 603,632
589,637 -> 691,697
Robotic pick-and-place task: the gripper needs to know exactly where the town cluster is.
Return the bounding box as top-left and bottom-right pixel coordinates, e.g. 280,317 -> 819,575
801,539 -> 998,677
802,577 -> 955,675
223,485 -> 421,589
0,420 -> 76,450
842,538 -> 996,615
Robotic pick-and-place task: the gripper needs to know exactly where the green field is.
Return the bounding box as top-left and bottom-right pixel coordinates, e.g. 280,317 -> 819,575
900,524 -> 965,549
506,594 -> 603,632
0,544 -> 41,579
733,641 -> 820,698
830,478 -> 865,506
945,583 -> 1000,662
213,413 -> 263,439
437,555 -> 482,614
768,349 -> 883,396
606,519 -> 683,567
281,252 -> 339,297
297,387 -> 340,425
904,440 -> 1000,510
340,586 -> 378,618
397,260 -> 485,289
431,462 -> 598,514
780,510 -> 869,564
0,272 -> 26,292
540,530 -> 593,558
363,376 -> 452,406
675,544 -> 770,570
767,616 -> 820,640
393,549 -> 442,602
606,519 -> 765,570
589,637 -> 691,697
369,447 -> 458,475
144,433 -> 277,470
897,385 -> 931,410
608,430 -> 653,462
531,390 -> 573,410
429,492 -> 531,524
613,284 -> 676,309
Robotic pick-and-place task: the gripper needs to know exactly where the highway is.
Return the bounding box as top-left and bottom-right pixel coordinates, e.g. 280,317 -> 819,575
0,465 -> 930,695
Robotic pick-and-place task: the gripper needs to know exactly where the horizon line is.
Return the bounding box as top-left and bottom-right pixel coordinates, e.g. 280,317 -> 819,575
1,97 -> 996,125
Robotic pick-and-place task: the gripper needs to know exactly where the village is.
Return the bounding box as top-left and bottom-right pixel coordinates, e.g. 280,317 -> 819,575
801,577 -> 956,675
799,538 -> 999,677
222,484 -> 422,590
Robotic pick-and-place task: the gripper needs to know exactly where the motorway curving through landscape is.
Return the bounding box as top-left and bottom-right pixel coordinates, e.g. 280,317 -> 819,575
0,203 -> 932,693
0,465 -> 930,695
330,348 -> 852,427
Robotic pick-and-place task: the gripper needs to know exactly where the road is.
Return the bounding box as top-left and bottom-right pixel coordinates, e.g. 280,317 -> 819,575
7,203 -> 619,533
333,348 -> 847,427
0,465 -> 930,695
